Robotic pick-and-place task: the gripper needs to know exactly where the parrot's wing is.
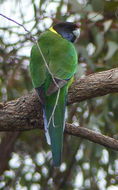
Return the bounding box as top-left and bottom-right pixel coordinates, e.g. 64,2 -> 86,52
30,31 -> 78,88
30,44 -> 48,88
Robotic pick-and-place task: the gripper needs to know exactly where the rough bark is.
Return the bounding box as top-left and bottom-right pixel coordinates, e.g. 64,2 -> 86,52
0,68 -> 118,150
66,124 -> 118,151
68,67 -> 118,104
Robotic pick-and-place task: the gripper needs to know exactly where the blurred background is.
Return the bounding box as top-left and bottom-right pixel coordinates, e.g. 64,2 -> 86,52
0,0 -> 118,189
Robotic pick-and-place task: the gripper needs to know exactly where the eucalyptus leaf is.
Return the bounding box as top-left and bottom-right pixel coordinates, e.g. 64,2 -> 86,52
103,20 -> 112,33
104,41 -> 118,60
93,32 -> 104,57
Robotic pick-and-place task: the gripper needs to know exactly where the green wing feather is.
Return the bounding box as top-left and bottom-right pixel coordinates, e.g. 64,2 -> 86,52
30,30 -> 77,167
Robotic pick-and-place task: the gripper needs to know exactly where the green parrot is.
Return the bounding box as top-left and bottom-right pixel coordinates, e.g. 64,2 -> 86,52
30,22 -> 79,167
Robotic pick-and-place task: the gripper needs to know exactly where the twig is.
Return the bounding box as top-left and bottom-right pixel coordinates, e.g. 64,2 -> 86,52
47,88 -> 60,129
0,13 -> 30,33
35,41 -> 59,88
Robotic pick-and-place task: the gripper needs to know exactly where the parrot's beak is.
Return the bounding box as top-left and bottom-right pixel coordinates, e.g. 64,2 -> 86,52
73,23 -> 80,39
75,22 -> 81,28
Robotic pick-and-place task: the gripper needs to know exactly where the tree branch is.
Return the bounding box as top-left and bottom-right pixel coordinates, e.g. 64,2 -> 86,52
68,67 -> 118,104
66,124 -> 118,151
0,68 -> 118,150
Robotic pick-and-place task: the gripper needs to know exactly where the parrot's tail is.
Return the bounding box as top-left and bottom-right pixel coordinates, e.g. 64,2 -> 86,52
43,86 -> 67,167
36,85 -> 67,167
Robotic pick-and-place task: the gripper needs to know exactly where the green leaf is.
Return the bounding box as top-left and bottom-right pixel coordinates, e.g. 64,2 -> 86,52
103,20 -> 112,33
104,41 -> 118,60
93,32 -> 104,57
77,45 -> 95,70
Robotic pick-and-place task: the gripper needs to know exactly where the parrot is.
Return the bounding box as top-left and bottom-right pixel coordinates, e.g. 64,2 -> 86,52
30,22 -> 79,167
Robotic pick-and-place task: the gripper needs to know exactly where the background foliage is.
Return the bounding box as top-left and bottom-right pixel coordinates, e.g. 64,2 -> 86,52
0,0 -> 118,189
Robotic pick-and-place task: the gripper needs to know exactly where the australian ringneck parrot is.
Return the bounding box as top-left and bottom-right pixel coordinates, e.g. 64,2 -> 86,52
30,22 -> 78,167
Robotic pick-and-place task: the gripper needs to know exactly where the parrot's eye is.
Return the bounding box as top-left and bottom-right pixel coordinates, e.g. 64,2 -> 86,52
73,28 -> 80,39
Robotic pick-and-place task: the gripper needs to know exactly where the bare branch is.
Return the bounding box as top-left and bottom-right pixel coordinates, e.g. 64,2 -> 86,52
66,124 -> 118,151
0,13 -> 30,33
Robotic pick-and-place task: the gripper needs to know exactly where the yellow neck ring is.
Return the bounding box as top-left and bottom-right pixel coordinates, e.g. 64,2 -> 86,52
49,27 -> 60,36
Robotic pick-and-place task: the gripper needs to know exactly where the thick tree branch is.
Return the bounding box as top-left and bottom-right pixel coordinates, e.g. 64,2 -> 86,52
68,67 -> 118,104
0,68 -> 118,150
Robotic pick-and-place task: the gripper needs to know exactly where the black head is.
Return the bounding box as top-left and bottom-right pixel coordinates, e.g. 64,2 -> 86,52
53,22 -> 78,42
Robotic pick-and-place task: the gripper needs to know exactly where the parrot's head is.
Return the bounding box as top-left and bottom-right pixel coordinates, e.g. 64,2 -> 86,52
52,22 -> 80,42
